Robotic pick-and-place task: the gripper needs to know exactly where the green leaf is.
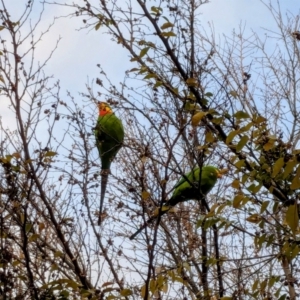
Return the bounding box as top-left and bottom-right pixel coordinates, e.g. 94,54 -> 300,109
272,157 -> 284,177
25,223 -> 33,233
205,92 -> 213,97
184,101 -> 199,111
191,111 -> 206,126
286,204 -> 298,234
95,22 -> 101,30
28,234 -> 39,242
234,111 -> 250,119
160,22 -> 174,30
154,80 -> 163,88
128,68 -> 139,72
236,135 -> 249,152
144,73 -> 157,79
140,47 -> 150,58
130,57 -> 138,62
203,217 -> 219,229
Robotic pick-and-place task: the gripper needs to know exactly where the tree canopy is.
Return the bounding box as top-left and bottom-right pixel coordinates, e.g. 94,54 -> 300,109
1,0 -> 300,299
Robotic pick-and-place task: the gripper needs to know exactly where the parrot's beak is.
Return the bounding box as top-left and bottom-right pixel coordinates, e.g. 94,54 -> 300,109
217,171 -> 222,178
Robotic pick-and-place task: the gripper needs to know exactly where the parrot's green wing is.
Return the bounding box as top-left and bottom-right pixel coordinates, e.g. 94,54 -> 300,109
168,166 -> 219,206
95,111 -> 124,225
129,166 -> 220,240
95,113 -> 124,169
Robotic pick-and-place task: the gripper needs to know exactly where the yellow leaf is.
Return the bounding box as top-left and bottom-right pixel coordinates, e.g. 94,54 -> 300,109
140,47 -> 150,58
54,251 -> 63,257
140,284 -> 146,298
38,222 -> 45,232
161,31 -> 176,37
233,194 -> 244,208
160,22 -> 174,30
290,165 -> 300,190
191,111 -> 206,126
234,111 -> 250,119
236,135 -> 249,152
12,152 -> 21,159
186,78 -> 198,87
182,262 -> 191,271
231,179 -> 240,189
254,115 -> 266,123
283,159 -> 297,179
246,214 -> 261,223
161,282 -> 168,293
95,22 -> 101,30
229,90 -> 238,98
205,131 -> 215,143
120,289 -> 132,296
263,140 -> 275,151
235,159 -> 245,169
161,205 -> 171,212
102,281 -> 114,287
226,130 -> 239,144
240,122 -> 253,132
142,191 -> 150,200
272,157 -> 284,177
286,204 -> 299,234
44,151 -> 57,157
260,201 -> 270,214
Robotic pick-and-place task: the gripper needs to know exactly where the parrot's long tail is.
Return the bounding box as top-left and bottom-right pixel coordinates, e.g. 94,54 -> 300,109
98,169 -> 110,225
129,218 -> 153,240
129,206 -> 172,240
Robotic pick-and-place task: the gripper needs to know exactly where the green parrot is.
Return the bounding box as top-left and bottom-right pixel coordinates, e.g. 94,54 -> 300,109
94,102 -> 124,225
129,165 -> 221,239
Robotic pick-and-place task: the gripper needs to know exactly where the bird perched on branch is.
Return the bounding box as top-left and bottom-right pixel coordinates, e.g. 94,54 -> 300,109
94,102 -> 124,225
129,165 -> 221,240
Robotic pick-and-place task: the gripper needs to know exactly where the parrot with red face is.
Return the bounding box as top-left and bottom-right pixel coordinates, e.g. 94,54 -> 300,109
94,102 -> 124,225
129,166 -> 221,239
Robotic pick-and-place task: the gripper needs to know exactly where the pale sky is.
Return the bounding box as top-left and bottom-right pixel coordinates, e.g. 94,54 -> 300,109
0,0 -> 298,128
